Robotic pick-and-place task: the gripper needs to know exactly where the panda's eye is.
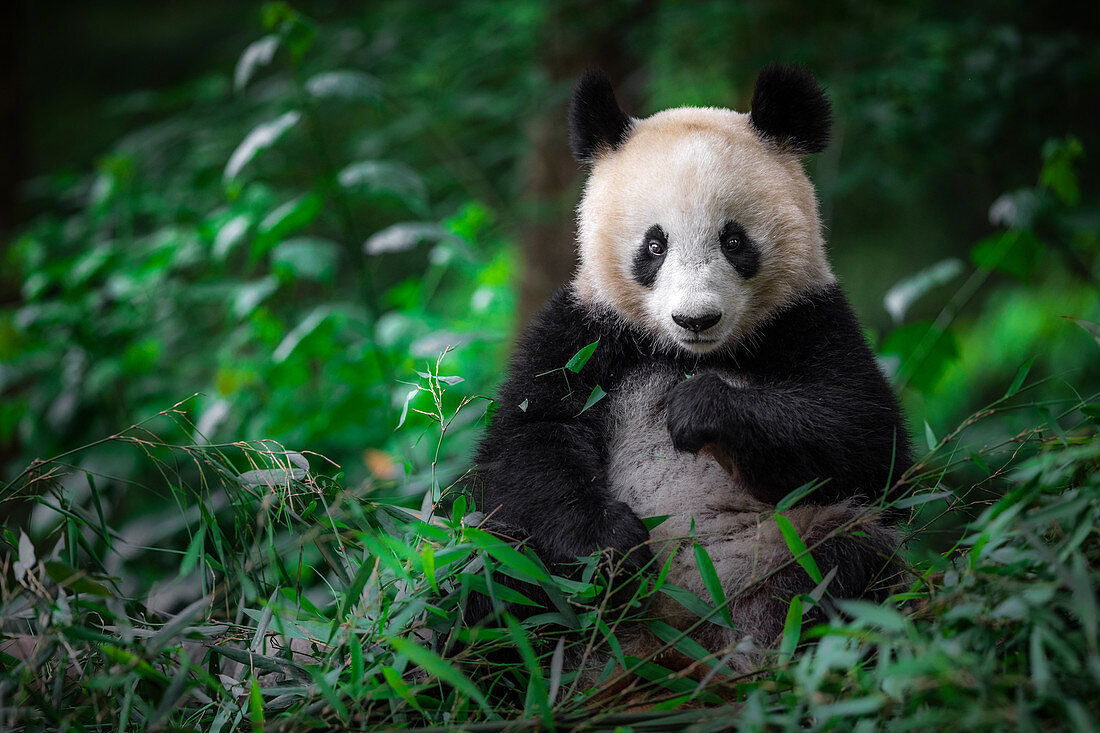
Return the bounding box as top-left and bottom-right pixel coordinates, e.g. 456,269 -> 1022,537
722,233 -> 743,251
647,239 -> 666,256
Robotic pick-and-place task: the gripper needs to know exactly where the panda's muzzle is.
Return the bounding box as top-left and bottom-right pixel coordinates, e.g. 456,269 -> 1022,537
672,312 -> 721,333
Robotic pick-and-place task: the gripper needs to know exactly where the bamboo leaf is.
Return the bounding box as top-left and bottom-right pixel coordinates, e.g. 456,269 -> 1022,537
578,385 -> 607,415
693,541 -> 733,627
387,636 -> 491,714
565,339 -> 600,373
775,514 -> 823,584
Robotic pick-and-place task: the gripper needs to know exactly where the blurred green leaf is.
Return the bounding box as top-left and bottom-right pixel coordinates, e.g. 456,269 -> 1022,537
234,35 -> 279,92
306,70 -> 381,100
970,230 -> 1043,281
883,258 -> 964,324
224,111 -> 301,182
271,237 -> 340,282
255,193 -> 324,256
1040,136 -> 1084,206
881,320 -> 959,392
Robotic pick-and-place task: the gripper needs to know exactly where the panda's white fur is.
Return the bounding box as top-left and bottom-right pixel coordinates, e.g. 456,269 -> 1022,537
574,107 -> 835,355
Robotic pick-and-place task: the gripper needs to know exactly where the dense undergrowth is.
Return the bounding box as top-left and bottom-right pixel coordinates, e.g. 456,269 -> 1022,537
3,3 -> 1100,731
0,373 -> 1098,730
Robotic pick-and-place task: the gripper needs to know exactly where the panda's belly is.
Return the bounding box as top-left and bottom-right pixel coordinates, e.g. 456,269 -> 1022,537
607,365 -> 769,546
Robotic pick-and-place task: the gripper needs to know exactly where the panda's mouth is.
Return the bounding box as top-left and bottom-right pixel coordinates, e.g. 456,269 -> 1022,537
677,335 -> 721,352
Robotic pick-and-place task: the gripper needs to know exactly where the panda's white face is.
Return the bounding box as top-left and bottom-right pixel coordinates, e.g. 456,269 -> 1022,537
573,107 -> 835,354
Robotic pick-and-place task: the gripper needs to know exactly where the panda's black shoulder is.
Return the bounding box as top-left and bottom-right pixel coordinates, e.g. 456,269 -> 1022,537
500,286 -> 641,400
738,283 -> 886,382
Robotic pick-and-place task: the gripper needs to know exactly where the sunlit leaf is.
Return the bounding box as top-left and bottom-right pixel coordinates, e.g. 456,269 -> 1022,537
232,276 -> 280,319
364,222 -> 451,255
883,258 -> 963,324
223,110 -> 301,181
305,70 -> 381,100
255,193 -> 324,256
234,35 -> 279,92
214,215 -> 251,261
339,162 -> 428,214
272,306 -> 335,363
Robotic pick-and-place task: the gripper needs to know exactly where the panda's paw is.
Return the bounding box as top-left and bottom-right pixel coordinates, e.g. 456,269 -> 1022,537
666,372 -> 726,453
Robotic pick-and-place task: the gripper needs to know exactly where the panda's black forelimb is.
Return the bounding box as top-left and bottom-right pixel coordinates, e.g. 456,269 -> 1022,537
666,283 -> 913,507
473,289 -> 652,574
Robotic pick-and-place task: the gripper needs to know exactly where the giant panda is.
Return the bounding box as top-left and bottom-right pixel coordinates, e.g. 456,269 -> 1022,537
470,64 -> 912,674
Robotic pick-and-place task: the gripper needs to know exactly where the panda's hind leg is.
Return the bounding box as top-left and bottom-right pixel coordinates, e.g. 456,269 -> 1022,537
728,504 -> 903,647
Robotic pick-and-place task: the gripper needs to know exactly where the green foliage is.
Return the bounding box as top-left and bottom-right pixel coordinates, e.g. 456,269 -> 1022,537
1,372 -> 1097,729
2,2 -> 1100,730
1,3 -> 517,499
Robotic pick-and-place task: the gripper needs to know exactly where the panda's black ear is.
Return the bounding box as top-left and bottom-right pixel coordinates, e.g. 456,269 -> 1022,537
749,64 -> 832,154
568,69 -> 632,164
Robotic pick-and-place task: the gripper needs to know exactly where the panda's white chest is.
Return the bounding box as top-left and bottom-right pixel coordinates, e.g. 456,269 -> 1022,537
607,365 -> 768,542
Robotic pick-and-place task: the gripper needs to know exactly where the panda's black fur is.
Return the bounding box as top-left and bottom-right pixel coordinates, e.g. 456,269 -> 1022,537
467,65 -> 912,669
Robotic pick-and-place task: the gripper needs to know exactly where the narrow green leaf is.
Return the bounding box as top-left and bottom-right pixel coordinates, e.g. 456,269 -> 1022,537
775,514 -> 823,583
387,636 -> 491,714
422,545 -> 438,593
381,666 -> 421,711
565,339 -> 600,373
249,678 -> 264,733
578,385 -> 607,415
776,479 -> 823,511
658,583 -> 733,628
777,595 -> 804,664
924,421 -> 937,452
464,527 -> 551,583
179,523 -> 206,577
642,514 -> 671,530
349,639 -> 363,698
503,614 -> 550,723
43,562 -> 113,597
547,639 -> 564,705
693,541 -> 733,627
1004,356 -> 1036,398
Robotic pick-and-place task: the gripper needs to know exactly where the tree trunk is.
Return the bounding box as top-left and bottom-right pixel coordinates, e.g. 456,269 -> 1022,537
517,0 -> 651,324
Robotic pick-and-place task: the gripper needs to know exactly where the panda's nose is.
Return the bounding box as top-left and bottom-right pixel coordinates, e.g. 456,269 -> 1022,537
672,312 -> 721,333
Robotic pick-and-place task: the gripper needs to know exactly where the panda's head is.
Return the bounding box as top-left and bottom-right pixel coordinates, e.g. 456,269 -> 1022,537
570,65 -> 836,355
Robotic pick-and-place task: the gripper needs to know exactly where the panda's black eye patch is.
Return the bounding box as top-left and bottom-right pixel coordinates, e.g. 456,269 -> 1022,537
719,221 -> 760,279
632,225 -> 667,288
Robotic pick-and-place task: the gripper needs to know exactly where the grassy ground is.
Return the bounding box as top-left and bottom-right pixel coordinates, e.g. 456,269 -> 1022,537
1,369 -> 1097,731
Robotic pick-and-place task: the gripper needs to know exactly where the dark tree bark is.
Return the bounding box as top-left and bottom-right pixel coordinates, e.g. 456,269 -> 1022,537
517,0 -> 652,324
0,0 -> 26,249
